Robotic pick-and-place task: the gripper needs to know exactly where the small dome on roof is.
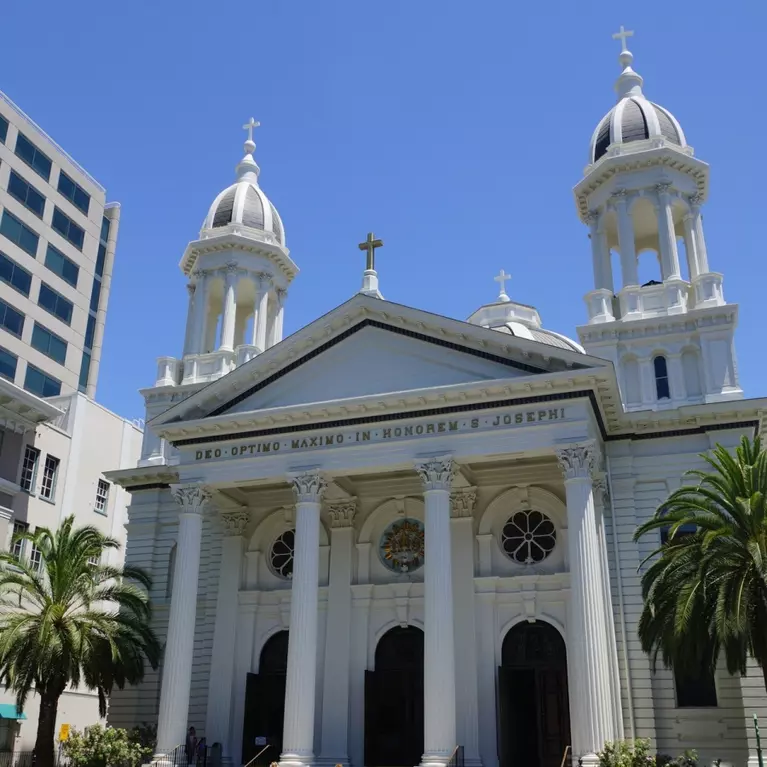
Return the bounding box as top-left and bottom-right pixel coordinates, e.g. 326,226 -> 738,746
589,42 -> 687,164
202,121 -> 285,246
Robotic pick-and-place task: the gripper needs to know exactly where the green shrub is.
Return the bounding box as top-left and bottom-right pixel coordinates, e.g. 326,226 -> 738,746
61,725 -> 152,767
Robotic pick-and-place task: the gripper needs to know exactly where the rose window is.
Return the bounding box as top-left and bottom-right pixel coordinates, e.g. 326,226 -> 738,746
379,518 -> 425,573
270,529 -> 295,579
501,510 -> 556,564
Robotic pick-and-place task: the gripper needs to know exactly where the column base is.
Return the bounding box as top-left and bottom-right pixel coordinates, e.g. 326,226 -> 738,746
279,752 -> 315,767
420,751 -> 456,767
579,753 -> 600,767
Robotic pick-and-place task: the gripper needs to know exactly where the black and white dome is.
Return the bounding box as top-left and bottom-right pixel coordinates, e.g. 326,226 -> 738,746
589,48 -> 687,164
202,137 -> 285,246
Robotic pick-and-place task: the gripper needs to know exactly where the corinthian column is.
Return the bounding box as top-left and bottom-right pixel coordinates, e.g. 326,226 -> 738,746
206,510 -> 250,757
155,485 -> 211,760
555,443 -> 615,767
612,192 -> 638,288
280,472 -> 327,767
414,456 -> 457,767
655,184 -> 681,280
219,263 -> 239,352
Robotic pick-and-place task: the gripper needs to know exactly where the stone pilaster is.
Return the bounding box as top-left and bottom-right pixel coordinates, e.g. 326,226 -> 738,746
155,484 -> 211,760
279,472 -> 327,767
415,456 -> 457,767
205,510 -> 250,758
556,443 -> 615,766
319,499 -> 357,767
450,489 -> 482,767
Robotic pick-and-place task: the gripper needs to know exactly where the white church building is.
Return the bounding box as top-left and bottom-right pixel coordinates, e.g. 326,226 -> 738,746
107,31 -> 767,767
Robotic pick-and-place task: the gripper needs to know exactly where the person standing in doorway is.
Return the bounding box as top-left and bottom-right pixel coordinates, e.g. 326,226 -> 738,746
185,727 -> 198,766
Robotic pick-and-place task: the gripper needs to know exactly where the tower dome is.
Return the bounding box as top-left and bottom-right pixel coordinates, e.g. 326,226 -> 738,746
202,119 -> 285,245
588,32 -> 687,164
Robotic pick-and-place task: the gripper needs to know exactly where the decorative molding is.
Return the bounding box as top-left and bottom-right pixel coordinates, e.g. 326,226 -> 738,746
289,472 -> 327,504
326,499 -> 356,528
171,484 -> 212,514
593,475 -> 610,509
688,192 -> 703,208
224,261 -> 239,274
257,271 -> 273,290
450,488 -> 477,518
220,510 -> 250,536
655,182 -> 673,197
555,441 -> 598,481
414,455 -> 455,491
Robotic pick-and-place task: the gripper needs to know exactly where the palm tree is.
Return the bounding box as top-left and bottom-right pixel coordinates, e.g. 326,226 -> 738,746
0,516 -> 161,767
634,435 -> 767,691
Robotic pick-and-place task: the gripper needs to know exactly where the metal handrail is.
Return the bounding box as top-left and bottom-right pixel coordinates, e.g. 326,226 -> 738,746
560,745 -> 572,767
242,745 -> 271,767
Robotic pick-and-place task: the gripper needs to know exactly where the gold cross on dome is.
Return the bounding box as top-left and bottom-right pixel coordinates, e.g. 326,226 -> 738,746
358,232 -> 384,271
242,117 -> 261,143
612,25 -> 634,53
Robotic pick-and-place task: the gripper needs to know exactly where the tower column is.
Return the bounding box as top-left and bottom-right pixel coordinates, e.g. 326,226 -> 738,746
182,284 -> 196,356
655,184 -> 681,280
690,196 -> 709,274
219,264 -> 239,352
155,485 -> 211,760
612,193 -> 638,287
682,213 -> 700,280
415,456 -> 457,767
252,273 -> 271,352
587,211 -> 613,291
556,443 -> 616,766
280,472 -> 327,767
191,270 -> 209,355
268,289 -> 286,348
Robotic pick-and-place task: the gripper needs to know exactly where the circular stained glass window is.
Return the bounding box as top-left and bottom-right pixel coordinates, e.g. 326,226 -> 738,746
270,529 -> 295,579
379,518 -> 425,573
501,510 -> 556,565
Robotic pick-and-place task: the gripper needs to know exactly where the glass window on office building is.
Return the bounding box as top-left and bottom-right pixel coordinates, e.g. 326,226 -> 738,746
14,133 -> 52,181
57,171 -> 90,215
19,446 -> 40,492
39,455 -> 60,501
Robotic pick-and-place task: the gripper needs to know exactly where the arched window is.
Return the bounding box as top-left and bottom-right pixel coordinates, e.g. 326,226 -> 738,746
653,356 -> 670,400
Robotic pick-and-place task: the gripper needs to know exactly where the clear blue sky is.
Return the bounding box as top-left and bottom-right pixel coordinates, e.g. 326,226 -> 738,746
2,0 -> 765,420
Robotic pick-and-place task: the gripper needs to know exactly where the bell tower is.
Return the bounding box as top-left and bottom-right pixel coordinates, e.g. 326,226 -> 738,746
575,29 -> 742,411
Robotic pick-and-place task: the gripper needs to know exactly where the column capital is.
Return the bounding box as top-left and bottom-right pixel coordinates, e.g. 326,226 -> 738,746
450,488 -> 477,518
654,181 -> 673,198
414,455 -> 454,491
186,283 -> 195,296
687,192 -> 704,208
220,510 -> 250,537
610,188 -> 630,205
592,475 -> 610,510
288,471 -> 327,503
171,484 -> 212,514
326,499 -> 356,528
555,441 -> 600,481
257,271 -> 273,291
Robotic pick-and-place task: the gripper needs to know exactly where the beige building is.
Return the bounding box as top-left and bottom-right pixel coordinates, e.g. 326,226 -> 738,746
0,91 -> 141,753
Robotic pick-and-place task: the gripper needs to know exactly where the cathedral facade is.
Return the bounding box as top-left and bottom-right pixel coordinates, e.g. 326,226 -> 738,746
107,33 -> 766,767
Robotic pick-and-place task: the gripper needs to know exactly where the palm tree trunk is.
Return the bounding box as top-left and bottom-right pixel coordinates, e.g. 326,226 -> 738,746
33,689 -> 60,767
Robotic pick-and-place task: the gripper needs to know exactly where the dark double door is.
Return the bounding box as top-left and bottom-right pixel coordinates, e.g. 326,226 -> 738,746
242,631 -> 288,767
365,626 -> 425,767
498,622 -> 571,767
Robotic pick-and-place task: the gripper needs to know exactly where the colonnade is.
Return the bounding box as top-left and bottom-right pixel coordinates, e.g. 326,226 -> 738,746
587,188 -> 710,293
184,264 -> 286,357
153,442 -> 619,767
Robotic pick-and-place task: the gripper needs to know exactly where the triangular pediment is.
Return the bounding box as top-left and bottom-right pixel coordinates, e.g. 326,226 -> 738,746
155,295 -> 607,427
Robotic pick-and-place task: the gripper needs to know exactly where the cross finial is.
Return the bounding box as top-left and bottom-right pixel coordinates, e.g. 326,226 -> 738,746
612,25 -> 634,53
494,269 -> 511,301
358,232 -> 384,271
242,117 -> 260,144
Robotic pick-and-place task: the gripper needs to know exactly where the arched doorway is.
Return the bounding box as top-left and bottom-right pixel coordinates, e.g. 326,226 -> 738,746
365,626 -> 424,767
242,631 -> 288,766
498,622 -> 571,767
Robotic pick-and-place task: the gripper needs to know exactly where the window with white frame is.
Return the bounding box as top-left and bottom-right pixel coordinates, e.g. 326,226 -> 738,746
11,521 -> 28,559
87,553 -> 100,567
39,455 -> 59,500
29,542 -> 42,572
19,446 -> 39,492
95,479 -> 110,514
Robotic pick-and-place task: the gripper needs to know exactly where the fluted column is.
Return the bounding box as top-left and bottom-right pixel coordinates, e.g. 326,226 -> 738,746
689,194 -> 709,274
280,472 -> 327,767
182,283 -> 196,356
612,192 -> 638,288
414,456 -> 457,767
155,485 -> 211,760
587,211 -> 613,292
205,510 -> 250,757
191,270 -> 209,355
682,212 -> 699,280
268,289 -> 286,348
219,263 -> 239,352
556,443 -> 614,767
319,500 -> 356,767
252,273 -> 272,352
655,184 -> 681,280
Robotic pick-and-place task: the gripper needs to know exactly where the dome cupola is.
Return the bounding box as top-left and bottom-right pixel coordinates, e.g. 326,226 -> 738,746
202,118 -> 285,245
588,28 -> 687,164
